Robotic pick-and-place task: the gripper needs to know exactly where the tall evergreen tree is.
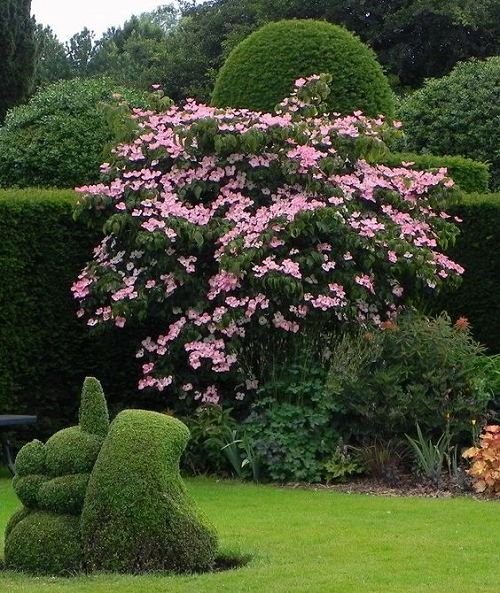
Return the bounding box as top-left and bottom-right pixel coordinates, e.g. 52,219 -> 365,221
0,0 -> 36,122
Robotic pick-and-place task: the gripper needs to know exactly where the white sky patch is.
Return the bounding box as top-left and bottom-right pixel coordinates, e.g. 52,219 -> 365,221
30,0 -> 188,42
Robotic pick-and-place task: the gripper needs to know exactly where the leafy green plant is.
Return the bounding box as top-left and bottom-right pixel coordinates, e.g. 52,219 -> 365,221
180,404 -> 238,475
405,423 -> 453,489
0,77 -> 146,189
206,427 -> 261,482
326,311 -> 493,444
353,439 -> 406,485
244,397 -> 339,483
399,56 -> 500,189
323,443 -> 366,483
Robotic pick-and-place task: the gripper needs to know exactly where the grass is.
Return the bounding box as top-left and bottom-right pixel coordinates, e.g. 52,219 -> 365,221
1,469 -> 500,592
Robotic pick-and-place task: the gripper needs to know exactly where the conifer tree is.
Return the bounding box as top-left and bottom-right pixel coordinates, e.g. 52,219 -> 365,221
0,0 -> 36,122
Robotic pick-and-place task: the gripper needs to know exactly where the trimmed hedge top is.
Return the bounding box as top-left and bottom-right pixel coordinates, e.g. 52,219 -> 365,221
374,152 -> 490,194
211,19 -> 394,118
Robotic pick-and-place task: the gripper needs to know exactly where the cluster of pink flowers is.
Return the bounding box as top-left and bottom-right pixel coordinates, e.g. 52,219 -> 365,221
73,74 -> 464,403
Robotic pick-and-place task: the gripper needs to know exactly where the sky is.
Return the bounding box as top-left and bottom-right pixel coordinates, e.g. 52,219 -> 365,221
30,1 -> 187,42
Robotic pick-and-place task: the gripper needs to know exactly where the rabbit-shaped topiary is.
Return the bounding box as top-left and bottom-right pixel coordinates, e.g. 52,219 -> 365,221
4,377 -> 218,575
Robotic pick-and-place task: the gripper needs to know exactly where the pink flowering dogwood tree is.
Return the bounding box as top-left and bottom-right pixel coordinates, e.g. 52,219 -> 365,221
73,75 -> 464,405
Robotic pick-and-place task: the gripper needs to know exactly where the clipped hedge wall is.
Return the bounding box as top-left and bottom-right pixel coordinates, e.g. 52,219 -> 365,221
0,189 -> 166,443
375,153 -> 490,194
434,193 -> 500,353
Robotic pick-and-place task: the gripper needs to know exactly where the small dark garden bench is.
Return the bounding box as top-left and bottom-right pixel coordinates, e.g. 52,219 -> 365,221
0,415 -> 37,475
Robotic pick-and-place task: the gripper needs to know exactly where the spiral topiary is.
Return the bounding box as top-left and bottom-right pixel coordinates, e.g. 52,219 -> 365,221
211,19 -> 394,118
4,377 -> 109,574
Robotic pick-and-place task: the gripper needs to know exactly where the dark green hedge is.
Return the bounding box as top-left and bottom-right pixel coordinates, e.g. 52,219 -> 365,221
1,188 -> 500,452
433,193 -> 500,353
0,189 -> 166,445
375,153 -> 490,194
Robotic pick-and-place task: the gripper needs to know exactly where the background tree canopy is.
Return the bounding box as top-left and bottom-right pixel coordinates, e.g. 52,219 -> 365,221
0,0 -> 36,122
24,1 -> 500,102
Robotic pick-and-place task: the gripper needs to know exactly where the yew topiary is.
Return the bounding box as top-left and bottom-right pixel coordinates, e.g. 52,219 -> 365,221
4,377 -> 219,575
4,377 -> 109,575
81,410 -> 218,573
211,19 -> 394,117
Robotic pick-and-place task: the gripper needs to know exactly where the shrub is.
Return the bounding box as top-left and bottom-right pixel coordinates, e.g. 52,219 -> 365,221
326,311 -> 493,444
4,377 -> 109,575
81,409 -> 218,573
436,193 -> 500,354
374,153 -> 490,194
463,425 -> 500,496
4,512 -> 83,575
0,188 -> 152,440
211,19 -> 394,117
399,57 -> 500,190
74,76 -> 463,405
0,77 -> 145,189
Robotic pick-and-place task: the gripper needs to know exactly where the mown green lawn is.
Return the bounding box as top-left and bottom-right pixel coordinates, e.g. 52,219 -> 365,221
1,471 -> 499,593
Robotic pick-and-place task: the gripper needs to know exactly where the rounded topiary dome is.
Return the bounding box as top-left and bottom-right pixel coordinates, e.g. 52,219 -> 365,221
211,19 -> 394,117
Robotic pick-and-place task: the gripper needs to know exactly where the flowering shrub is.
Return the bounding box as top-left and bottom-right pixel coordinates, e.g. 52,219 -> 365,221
73,74 -> 463,405
463,425 -> 500,496
326,312 -> 492,442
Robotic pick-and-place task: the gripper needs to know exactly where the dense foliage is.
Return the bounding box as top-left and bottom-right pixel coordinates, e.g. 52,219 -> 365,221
326,312 -> 493,443
437,193 -> 500,354
82,409 -> 218,573
399,57 -> 500,190
0,0 -> 36,122
211,20 -> 394,117
73,76 -> 463,405
0,77 -> 146,189
155,0 -> 500,101
0,189 -> 154,441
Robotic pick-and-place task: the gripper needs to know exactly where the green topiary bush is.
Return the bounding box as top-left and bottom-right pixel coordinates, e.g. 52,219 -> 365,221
37,474 -> 90,515
4,377 -> 109,575
5,378 -> 220,575
44,427 -> 105,476
81,410 -> 218,573
4,512 -> 83,575
211,19 -> 394,117
0,77 -> 146,189
399,57 -> 500,190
